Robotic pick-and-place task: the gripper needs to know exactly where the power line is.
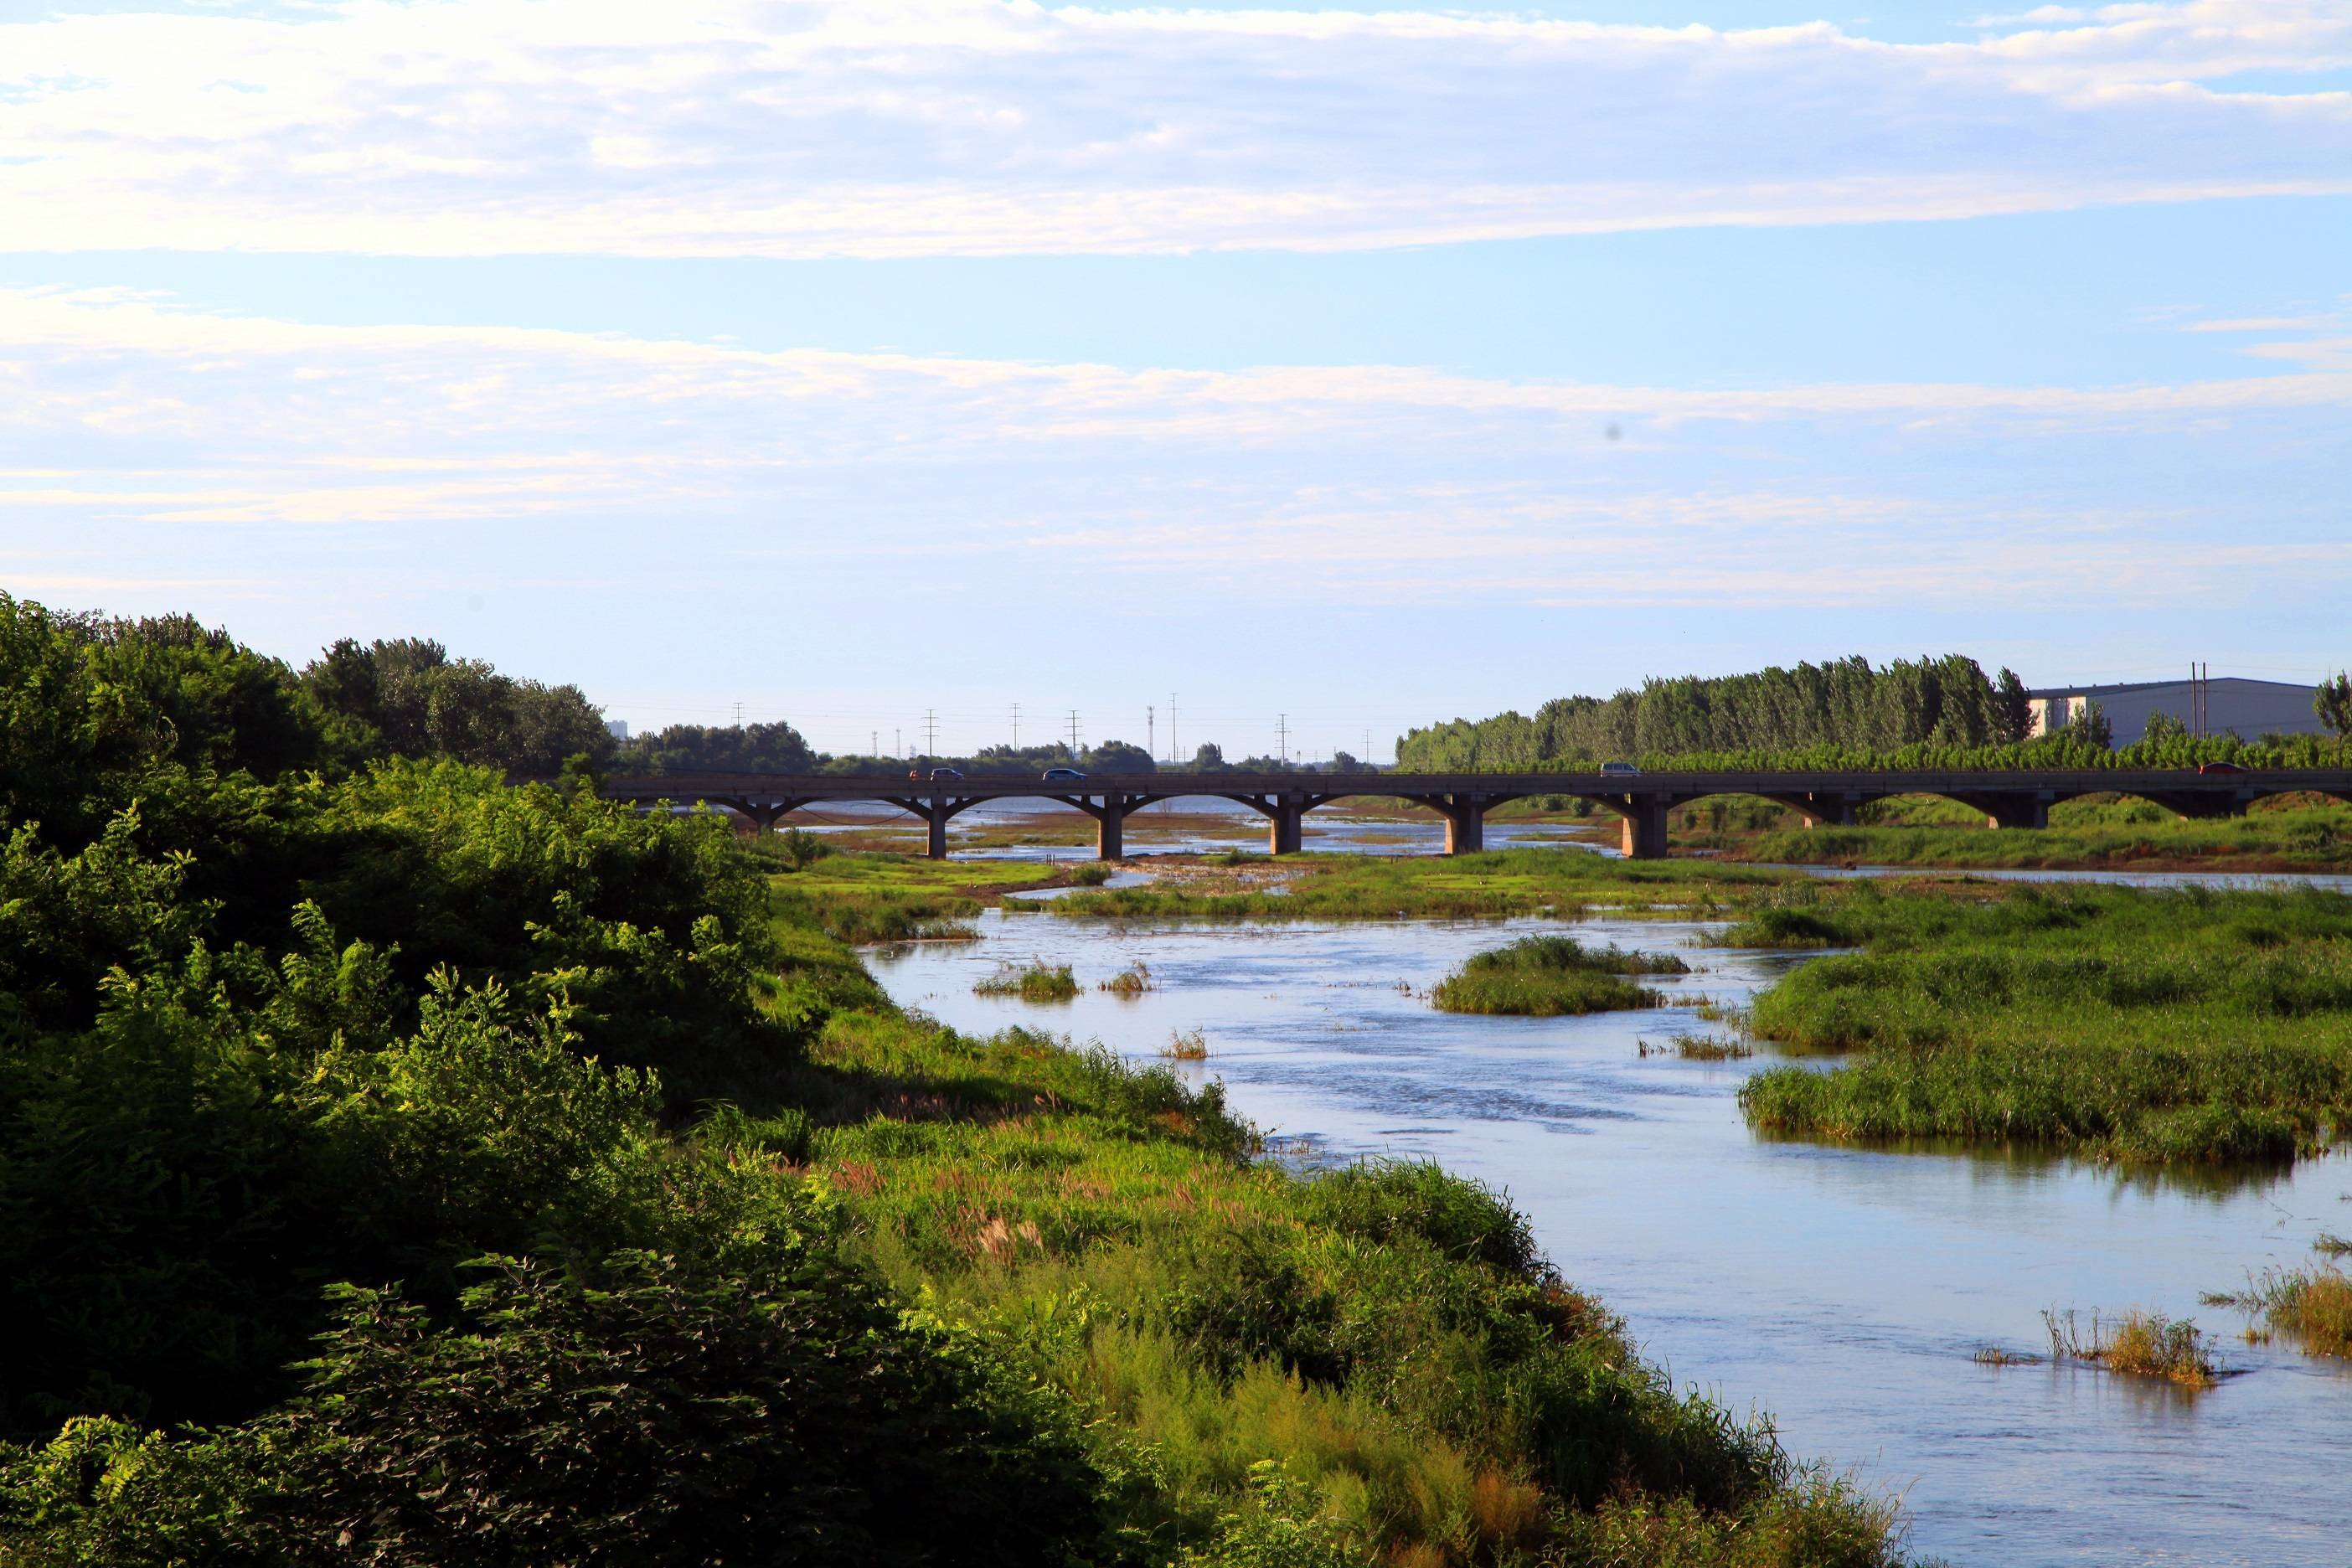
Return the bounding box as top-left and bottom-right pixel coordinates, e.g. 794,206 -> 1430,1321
1276,713 -> 1288,765
923,709 -> 938,758
1066,709 -> 1081,759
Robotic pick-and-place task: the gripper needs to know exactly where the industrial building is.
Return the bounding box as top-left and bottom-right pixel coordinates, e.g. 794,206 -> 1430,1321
2028,677 -> 2327,747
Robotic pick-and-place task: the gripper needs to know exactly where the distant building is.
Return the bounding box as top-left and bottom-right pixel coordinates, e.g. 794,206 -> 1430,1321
2029,678 -> 2324,747
606,719 -> 630,741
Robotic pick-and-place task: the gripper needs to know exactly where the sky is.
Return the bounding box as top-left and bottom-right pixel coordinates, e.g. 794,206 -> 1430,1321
2,0 -> 2347,761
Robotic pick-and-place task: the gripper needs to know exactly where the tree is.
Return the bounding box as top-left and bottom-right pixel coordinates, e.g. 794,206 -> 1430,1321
2066,699 -> 2113,750
622,720 -> 815,775
1189,742 -> 1228,772
1993,667 -> 2035,746
1328,750 -> 1361,772
2318,673 -> 2352,740
1085,739 -> 1156,775
301,639 -> 614,775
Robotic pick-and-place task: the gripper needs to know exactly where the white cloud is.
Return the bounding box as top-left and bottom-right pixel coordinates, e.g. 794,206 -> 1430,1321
0,0 -> 2346,256
1,287 -> 2344,611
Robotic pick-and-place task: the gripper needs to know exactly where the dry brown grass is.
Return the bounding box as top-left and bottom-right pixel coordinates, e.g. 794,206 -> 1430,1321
1160,1028 -> 1210,1060
2044,1308 -> 2217,1386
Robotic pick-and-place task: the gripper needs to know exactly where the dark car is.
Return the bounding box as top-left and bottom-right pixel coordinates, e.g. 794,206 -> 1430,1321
1041,766 -> 1086,781
2197,761 -> 2246,776
930,766 -> 964,782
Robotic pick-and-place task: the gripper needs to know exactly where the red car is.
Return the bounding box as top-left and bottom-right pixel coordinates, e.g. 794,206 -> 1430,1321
2197,761 -> 2246,776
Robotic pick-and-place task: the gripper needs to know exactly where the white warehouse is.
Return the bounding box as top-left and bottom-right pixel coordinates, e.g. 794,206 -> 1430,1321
2028,678 -> 2328,748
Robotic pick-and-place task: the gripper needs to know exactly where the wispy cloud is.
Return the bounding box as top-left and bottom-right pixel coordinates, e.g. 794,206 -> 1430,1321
2,287 -> 2344,611
0,0 -> 2346,257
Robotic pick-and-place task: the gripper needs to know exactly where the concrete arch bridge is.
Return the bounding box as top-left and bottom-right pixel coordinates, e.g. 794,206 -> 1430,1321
591,768 -> 2352,861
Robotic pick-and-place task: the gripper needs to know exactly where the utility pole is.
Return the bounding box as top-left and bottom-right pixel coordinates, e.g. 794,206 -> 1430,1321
1364,729 -> 1371,769
894,727 -> 900,759
870,730 -> 877,758
924,709 -> 937,759
1276,713 -> 1288,766
733,699 -> 743,727
1147,705 -> 1154,761
1011,702 -> 1020,751
1066,709 -> 1081,760
1168,694 -> 1178,766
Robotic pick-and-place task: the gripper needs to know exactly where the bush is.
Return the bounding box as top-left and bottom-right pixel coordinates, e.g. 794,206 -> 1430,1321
0,1253 -> 1112,1568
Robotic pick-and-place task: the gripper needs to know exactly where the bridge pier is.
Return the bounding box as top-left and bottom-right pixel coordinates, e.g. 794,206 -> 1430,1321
1619,799 -> 1671,859
1434,792 -> 1491,854
1096,797 -> 1127,860
925,801 -> 950,859
1267,799 -> 1304,855
1798,793 -> 1862,829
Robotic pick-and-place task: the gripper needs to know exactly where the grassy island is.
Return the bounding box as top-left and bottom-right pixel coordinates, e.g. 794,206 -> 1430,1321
1732,882 -> 2352,1163
1433,935 -> 1690,1016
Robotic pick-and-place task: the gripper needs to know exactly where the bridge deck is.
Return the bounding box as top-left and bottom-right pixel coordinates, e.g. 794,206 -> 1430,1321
581,767 -> 2352,860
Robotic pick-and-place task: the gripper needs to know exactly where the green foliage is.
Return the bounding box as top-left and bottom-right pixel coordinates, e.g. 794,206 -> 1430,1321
975,960 -> 1081,1001
0,595 -> 326,843
1736,885 -> 2352,1163
620,718 -> 816,775
0,600 -> 1912,1567
302,637 -> 615,776
1399,653 -> 2038,770
1740,799 -> 2352,870
1396,650 -> 2349,775
774,825 -> 833,869
0,1253 -> 1108,1568
2317,672 -> 2352,740
1433,936 -> 1687,1016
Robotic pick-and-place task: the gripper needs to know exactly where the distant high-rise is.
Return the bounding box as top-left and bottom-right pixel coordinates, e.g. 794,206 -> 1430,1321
606,719 -> 630,741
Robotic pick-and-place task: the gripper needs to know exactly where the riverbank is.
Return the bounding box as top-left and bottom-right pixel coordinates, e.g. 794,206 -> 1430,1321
1681,795 -> 2352,873
760,857 -> 1914,1564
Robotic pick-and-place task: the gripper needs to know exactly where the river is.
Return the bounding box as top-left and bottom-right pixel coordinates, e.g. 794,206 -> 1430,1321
867,896 -> 2352,1567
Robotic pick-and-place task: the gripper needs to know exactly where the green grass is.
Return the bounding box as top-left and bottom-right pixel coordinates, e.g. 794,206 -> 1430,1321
1736,800 -> 2352,870
972,960 -> 1081,1002
1008,848 -> 1797,924
1433,935 -> 1689,1017
768,852 -> 1063,942
1735,883 -> 2352,1163
749,867 -> 1911,1565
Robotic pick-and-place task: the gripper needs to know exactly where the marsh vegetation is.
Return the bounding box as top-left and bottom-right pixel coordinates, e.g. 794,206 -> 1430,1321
1732,882 -> 2352,1163
2041,1308 -> 2220,1387
972,958 -> 1081,1001
1434,935 -> 1689,1016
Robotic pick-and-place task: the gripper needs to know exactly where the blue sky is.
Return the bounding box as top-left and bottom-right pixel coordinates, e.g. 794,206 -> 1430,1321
2,0 -> 2347,761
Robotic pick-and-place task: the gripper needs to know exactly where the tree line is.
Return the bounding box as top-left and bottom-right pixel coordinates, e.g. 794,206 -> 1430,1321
1397,655 -> 2038,771
1396,654 -> 2352,773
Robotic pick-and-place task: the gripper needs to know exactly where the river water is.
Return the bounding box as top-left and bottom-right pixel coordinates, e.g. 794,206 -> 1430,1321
867,900 -> 2352,1567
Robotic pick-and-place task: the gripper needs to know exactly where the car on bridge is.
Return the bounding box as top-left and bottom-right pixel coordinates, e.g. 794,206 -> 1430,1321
915,766 -> 963,782
1042,766 -> 1086,781
1600,761 -> 1642,778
